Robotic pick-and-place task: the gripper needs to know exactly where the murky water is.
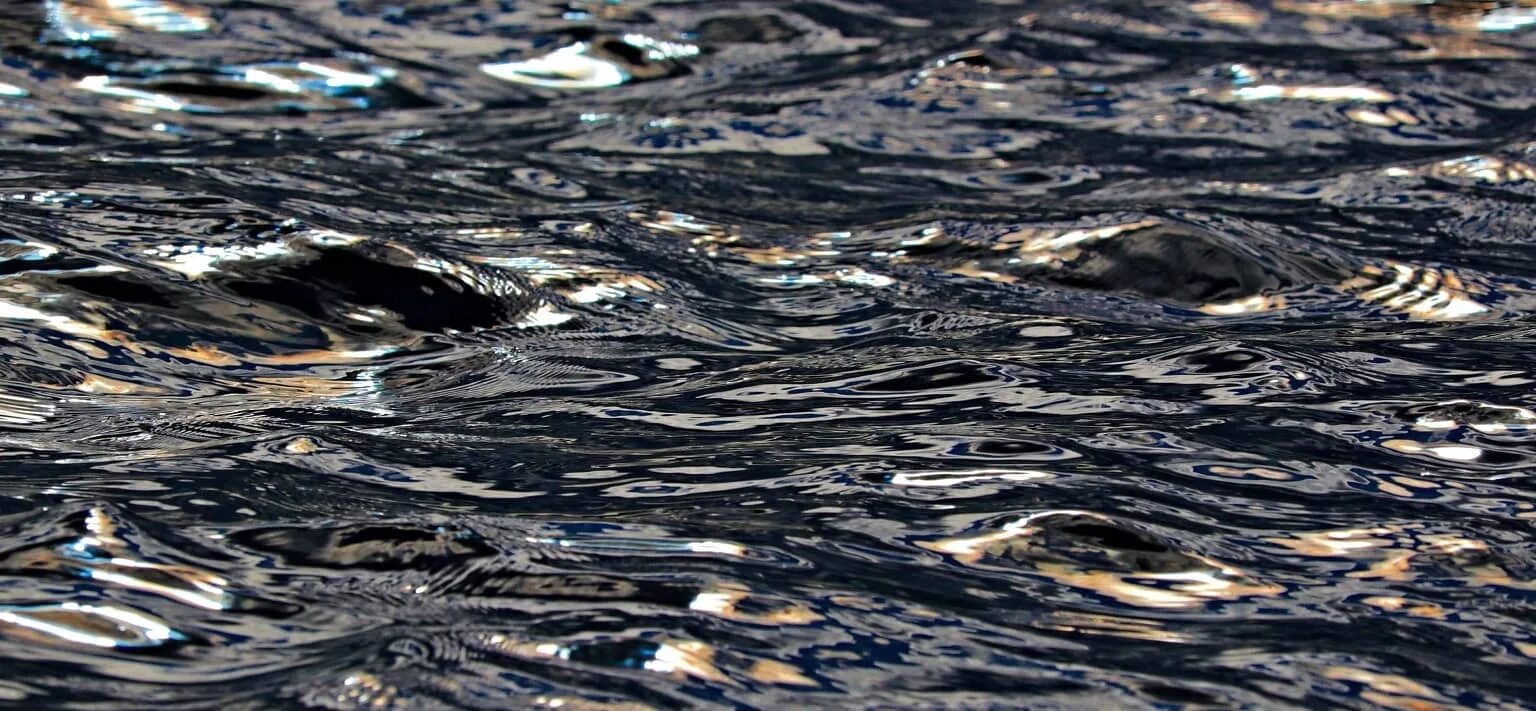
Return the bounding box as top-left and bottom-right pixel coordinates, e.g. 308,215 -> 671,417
1,0 -> 1535,707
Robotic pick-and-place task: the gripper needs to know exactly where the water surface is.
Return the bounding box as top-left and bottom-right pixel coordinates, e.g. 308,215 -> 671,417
1,0 -> 1536,707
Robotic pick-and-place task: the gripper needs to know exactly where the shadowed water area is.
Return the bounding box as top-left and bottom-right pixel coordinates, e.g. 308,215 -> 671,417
1,0 -> 1536,707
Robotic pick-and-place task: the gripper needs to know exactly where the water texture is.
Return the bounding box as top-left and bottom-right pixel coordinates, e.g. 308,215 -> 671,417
1,0 -> 1535,707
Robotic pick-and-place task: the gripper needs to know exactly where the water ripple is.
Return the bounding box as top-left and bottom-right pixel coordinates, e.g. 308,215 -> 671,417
0,0 -> 1534,707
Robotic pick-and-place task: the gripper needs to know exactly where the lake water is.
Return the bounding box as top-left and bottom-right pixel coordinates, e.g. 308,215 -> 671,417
1,0 -> 1535,707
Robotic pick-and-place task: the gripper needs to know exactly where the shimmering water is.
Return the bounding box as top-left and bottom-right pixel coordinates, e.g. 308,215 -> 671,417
2,0 -> 1536,707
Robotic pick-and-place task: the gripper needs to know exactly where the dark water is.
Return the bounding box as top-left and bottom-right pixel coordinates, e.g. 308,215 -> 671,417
2,0 -> 1536,707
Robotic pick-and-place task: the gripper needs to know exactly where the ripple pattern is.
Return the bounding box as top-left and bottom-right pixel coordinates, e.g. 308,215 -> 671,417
1,0 -> 1536,708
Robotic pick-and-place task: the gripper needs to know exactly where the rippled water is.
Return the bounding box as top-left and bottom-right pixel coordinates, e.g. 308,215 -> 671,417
3,0 -> 1536,707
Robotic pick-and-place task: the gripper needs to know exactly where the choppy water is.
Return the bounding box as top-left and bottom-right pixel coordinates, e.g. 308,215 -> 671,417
3,0 -> 1536,707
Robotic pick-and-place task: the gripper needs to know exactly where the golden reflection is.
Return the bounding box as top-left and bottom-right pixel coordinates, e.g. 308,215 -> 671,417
330,672 -> 400,709
473,255 -> 664,306
236,375 -> 378,398
1338,262 -> 1492,320
1200,465 -> 1303,482
633,210 -> 735,239
73,374 -> 140,395
1361,595 -> 1447,619
1189,0 -> 1268,27
942,263 -> 1017,284
734,245 -> 833,267
746,659 -> 817,687
1393,155 -> 1536,184
562,273 -> 661,304
1345,106 -> 1421,127
1276,0 -> 1536,59
1376,473 -> 1445,499
1033,562 -> 1282,609
1379,439 -> 1483,462
1268,527 -> 1398,557
0,507 -> 237,611
48,0 -> 212,41
0,602 -> 181,649
991,219 -> 1161,265
920,511 -> 1282,609
1276,0 -> 1508,25
61,339 -> 109,359
611,211 -> 1506,326
1323,666 -> 1458,711
1273,0 -> 1429,20
881,218 -> 1164,285
166,342 -> 401,367
1198,294 -> 1286,316
1398,33 -> 1525,60
491,632 -> 822,690
1268,525 -> 1536,589
283,435 -> 320,455
687,584 -> 823,626
450,226 -> 529,240
1035,610 -> 1194,643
